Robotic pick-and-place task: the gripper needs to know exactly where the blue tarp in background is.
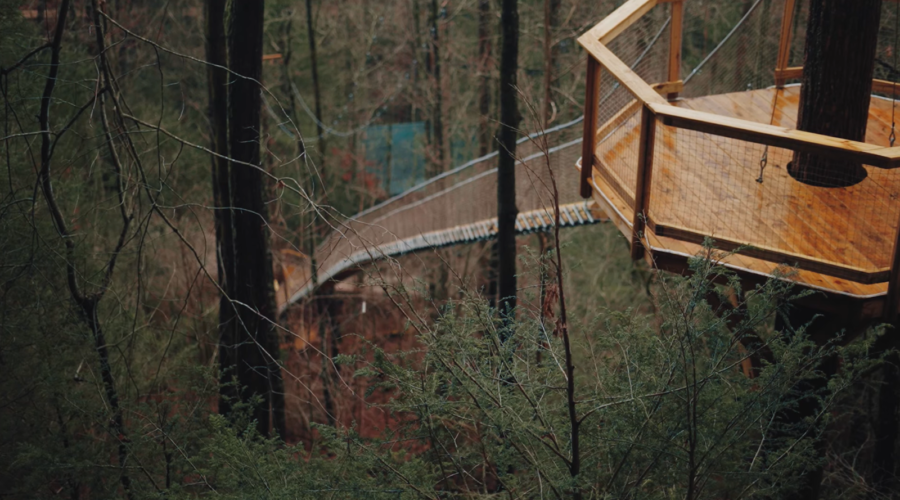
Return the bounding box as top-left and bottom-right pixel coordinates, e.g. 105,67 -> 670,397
363,122 -> 475,195
363,122 -> 427,195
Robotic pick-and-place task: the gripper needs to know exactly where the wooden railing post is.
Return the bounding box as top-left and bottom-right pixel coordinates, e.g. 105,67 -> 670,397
666,0 -> 684,100
631,105 -> 657,260
580,56 -> 601,198
775,0 -> 797,88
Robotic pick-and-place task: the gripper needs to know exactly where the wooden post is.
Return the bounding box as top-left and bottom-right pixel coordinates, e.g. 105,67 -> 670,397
631,105 -> 657,260
580,56 -> 601,198
774,0 -> 796,88
666,0 -> 683,100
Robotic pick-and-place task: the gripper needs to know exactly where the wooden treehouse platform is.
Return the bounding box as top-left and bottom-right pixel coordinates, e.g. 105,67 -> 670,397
578,0 -> 900,323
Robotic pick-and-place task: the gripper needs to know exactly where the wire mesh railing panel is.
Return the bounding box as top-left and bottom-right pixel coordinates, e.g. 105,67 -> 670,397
594,80 -> 642,211
682,0 -> 783,98
649,115 -> 900,279
607,4 -> 671,85
517,137 -> 584,218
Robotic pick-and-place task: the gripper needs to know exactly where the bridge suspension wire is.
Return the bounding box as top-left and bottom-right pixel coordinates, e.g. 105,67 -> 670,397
683,0 -> 765,86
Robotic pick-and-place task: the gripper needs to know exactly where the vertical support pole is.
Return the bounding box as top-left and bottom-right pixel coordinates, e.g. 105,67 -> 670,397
580,56 -> 601,198
631,105 -> 657,261
775,0 -> 797,88
667,0 -> 684,101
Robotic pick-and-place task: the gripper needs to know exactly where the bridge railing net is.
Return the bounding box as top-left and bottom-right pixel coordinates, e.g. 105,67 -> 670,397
593,79 -> 642,214
297,122 -> 585,298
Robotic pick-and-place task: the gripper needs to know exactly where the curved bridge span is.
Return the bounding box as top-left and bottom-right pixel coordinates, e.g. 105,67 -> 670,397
276,125 -> 605,312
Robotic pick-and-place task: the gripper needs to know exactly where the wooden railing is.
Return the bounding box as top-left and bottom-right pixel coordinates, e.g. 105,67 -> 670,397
577,0 -> 900,317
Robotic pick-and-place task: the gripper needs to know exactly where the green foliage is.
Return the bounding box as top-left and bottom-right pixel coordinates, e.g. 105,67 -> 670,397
353,247 -> 876,499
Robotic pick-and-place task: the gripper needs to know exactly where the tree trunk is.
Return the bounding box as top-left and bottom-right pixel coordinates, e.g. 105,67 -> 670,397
429,0 -> 445,174
478,0 -> 492,156
218,0 -> 286,439
411,0 -> 422,124
789,0 -> 881,187
541,0 -> 560,125
305,0 -> 326,172
206,0 -> 237,411
772,304 -> 843,500
497,0 -> 519,327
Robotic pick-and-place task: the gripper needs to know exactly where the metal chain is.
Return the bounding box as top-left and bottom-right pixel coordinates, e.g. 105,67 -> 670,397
757,88 -> 780,183
892,1 -> 899,146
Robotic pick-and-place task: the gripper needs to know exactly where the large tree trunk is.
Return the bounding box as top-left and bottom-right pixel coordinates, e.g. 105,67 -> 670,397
206,0 -> 237,412
218,0 -> 286,439
772,305 -> 842,500
497,0 -> 520,327
478,0 -> 492,156
789,0 -> 882,187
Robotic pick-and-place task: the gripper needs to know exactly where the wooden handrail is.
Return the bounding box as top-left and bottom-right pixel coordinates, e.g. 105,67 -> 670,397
579,0 -> 658,46
580,39 -> 667,106
776,67 -> 900,99
648,103 -> 900,169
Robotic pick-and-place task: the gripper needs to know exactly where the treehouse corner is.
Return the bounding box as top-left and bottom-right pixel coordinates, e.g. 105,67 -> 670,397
577,0 -> 900,327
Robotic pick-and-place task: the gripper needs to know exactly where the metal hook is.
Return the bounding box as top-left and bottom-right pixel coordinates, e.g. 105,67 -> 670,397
756,147 -> 768,183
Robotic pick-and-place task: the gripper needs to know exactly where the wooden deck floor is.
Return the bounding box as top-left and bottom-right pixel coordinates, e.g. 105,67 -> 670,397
589,85 -> 900,312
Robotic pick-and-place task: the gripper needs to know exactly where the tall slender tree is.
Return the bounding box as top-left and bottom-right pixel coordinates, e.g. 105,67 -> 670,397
429,0 -> 445,174
478,0 -> 492,156
305,0 -> 326,171
205,0 -> 234,419
541,0 -> 560,125
216,0 -> 286,439
496,0 -> 520,326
